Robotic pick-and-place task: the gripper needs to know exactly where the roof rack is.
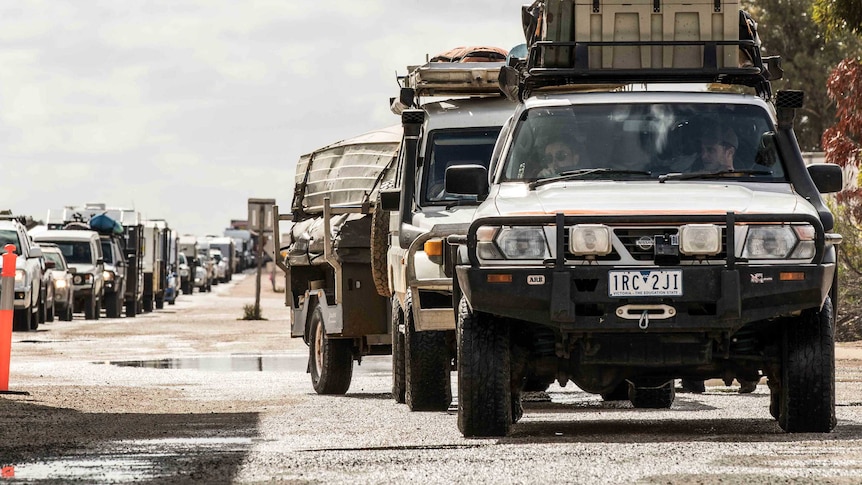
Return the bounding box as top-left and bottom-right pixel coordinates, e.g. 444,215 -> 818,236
400,61 -> 506,97
508,39 -> 777,100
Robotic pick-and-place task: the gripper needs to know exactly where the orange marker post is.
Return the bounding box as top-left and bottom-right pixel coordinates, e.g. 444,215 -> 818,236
0,244 -> 17,392
0,244 -> 28,395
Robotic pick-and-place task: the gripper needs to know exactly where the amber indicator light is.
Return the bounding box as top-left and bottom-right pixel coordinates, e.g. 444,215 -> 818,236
487,274 -> 513,283
424,240 -> 443,257
779,272 -> 805,281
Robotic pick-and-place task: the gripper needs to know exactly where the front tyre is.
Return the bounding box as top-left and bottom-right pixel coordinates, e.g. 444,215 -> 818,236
457,296 -> 511,437
105,292 -> 122,318
13,308 -> 31,332
308,302 -> 353,395
84,295 -> 97,320
404,293 -> 452,411
779,296 -> 836,433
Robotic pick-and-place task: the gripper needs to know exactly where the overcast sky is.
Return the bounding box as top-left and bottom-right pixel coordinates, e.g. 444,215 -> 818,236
1,0 -> 527,236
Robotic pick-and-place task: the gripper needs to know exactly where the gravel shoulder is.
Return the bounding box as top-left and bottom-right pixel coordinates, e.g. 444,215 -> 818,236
1,271 -> 862,484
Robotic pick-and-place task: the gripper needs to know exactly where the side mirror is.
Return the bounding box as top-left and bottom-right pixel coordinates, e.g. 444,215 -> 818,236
97,258 -> 104,265
29,246 -> 43,258
68,267 -> 78,274
380,188 -> 401,212
807,163 -> 843,194
445,165 -> 489,199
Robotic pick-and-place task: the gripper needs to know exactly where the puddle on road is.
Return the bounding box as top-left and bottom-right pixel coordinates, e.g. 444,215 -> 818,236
101,354 -> 307,372
4,437 -> 253,483
99,354 -> 391,375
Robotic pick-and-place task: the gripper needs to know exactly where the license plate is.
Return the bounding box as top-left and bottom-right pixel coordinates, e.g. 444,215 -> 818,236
609,270 -> 682,297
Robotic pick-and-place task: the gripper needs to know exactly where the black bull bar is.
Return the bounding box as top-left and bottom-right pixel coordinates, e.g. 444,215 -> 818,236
452,212 -> 832,332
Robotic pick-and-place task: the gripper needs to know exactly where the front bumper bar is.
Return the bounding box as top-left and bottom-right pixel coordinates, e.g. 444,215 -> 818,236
455,211 -> 835,333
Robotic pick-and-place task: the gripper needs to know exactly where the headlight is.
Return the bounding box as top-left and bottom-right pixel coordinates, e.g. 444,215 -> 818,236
103,270 -> 114,281
73,274 -> 93,285
54,279 -> 68,289
680,224 -> 722,255
477,226 -> 551,261
742,225 -> 813,259
569,225 -> 612,256
15,269 -> 26,283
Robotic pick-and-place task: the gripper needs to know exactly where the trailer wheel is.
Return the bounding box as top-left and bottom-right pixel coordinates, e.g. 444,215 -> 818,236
370,185 -> 391,297
779,296 -> 836,433
405,292 -> 452,411
457,295 -> 511,437
391,297 -> 406,403
309,302 -> 353,395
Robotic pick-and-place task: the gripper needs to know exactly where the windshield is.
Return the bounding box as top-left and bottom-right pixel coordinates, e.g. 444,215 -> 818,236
100,240 -> 114,264
501,103 -> 785,183
179,253 -> 187,265
423,128 -> 501,204
0,230 -> 21,255
56,242 -> 93,265
44,251 -> 67,269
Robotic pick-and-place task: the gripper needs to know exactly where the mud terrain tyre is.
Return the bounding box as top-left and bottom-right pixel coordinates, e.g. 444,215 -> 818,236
457,296 -> 511,437
391,297 -> 406,403
105,292 -> 122,318
309,302 -> 353,395
371,185 -> 392,297
405,293 -> 452,411
629,381 -> 675,409
779,297 -> 836,433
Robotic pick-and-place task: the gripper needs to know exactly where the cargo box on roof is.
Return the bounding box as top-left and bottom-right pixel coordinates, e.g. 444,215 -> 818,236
534,0 -> 739,69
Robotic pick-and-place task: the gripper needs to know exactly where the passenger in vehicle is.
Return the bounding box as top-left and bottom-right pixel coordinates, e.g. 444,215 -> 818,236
696,126 -> 738,172
536,138 -> 583,178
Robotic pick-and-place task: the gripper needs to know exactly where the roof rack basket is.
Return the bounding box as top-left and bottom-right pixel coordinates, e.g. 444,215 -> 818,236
512,39 -> 777,100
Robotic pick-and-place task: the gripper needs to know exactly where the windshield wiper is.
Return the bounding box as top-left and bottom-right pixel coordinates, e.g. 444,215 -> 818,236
658,169 -> 774,183
529,168 -> 652,189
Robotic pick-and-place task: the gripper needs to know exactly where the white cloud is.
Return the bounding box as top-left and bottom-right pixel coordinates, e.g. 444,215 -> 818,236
0,0 -> 528,236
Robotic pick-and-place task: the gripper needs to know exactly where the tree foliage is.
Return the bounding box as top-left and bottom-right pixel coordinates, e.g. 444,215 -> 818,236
813,0 -> 862,36
741,0 -> 862,151
823,59 -> 862,220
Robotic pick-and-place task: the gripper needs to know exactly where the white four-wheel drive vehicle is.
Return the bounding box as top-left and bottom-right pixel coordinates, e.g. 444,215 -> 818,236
378,49 -> 515,411
0,216 -> 45,331
447,1 -> 843,436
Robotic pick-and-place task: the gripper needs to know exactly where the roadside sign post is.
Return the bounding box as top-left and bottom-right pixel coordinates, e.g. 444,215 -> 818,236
248,198 -> 275,319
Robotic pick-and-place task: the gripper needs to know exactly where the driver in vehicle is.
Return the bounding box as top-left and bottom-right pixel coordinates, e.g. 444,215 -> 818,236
537,138 -> 583,178
697,126 -> 738,172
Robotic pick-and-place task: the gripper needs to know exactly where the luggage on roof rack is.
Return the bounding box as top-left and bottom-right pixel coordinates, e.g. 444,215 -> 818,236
507,1 -> 777,99
398,46 -> 509,99
526,0 -> 740,69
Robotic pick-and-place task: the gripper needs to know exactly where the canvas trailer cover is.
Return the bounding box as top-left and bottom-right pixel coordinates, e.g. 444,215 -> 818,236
287,125 -> 401,262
